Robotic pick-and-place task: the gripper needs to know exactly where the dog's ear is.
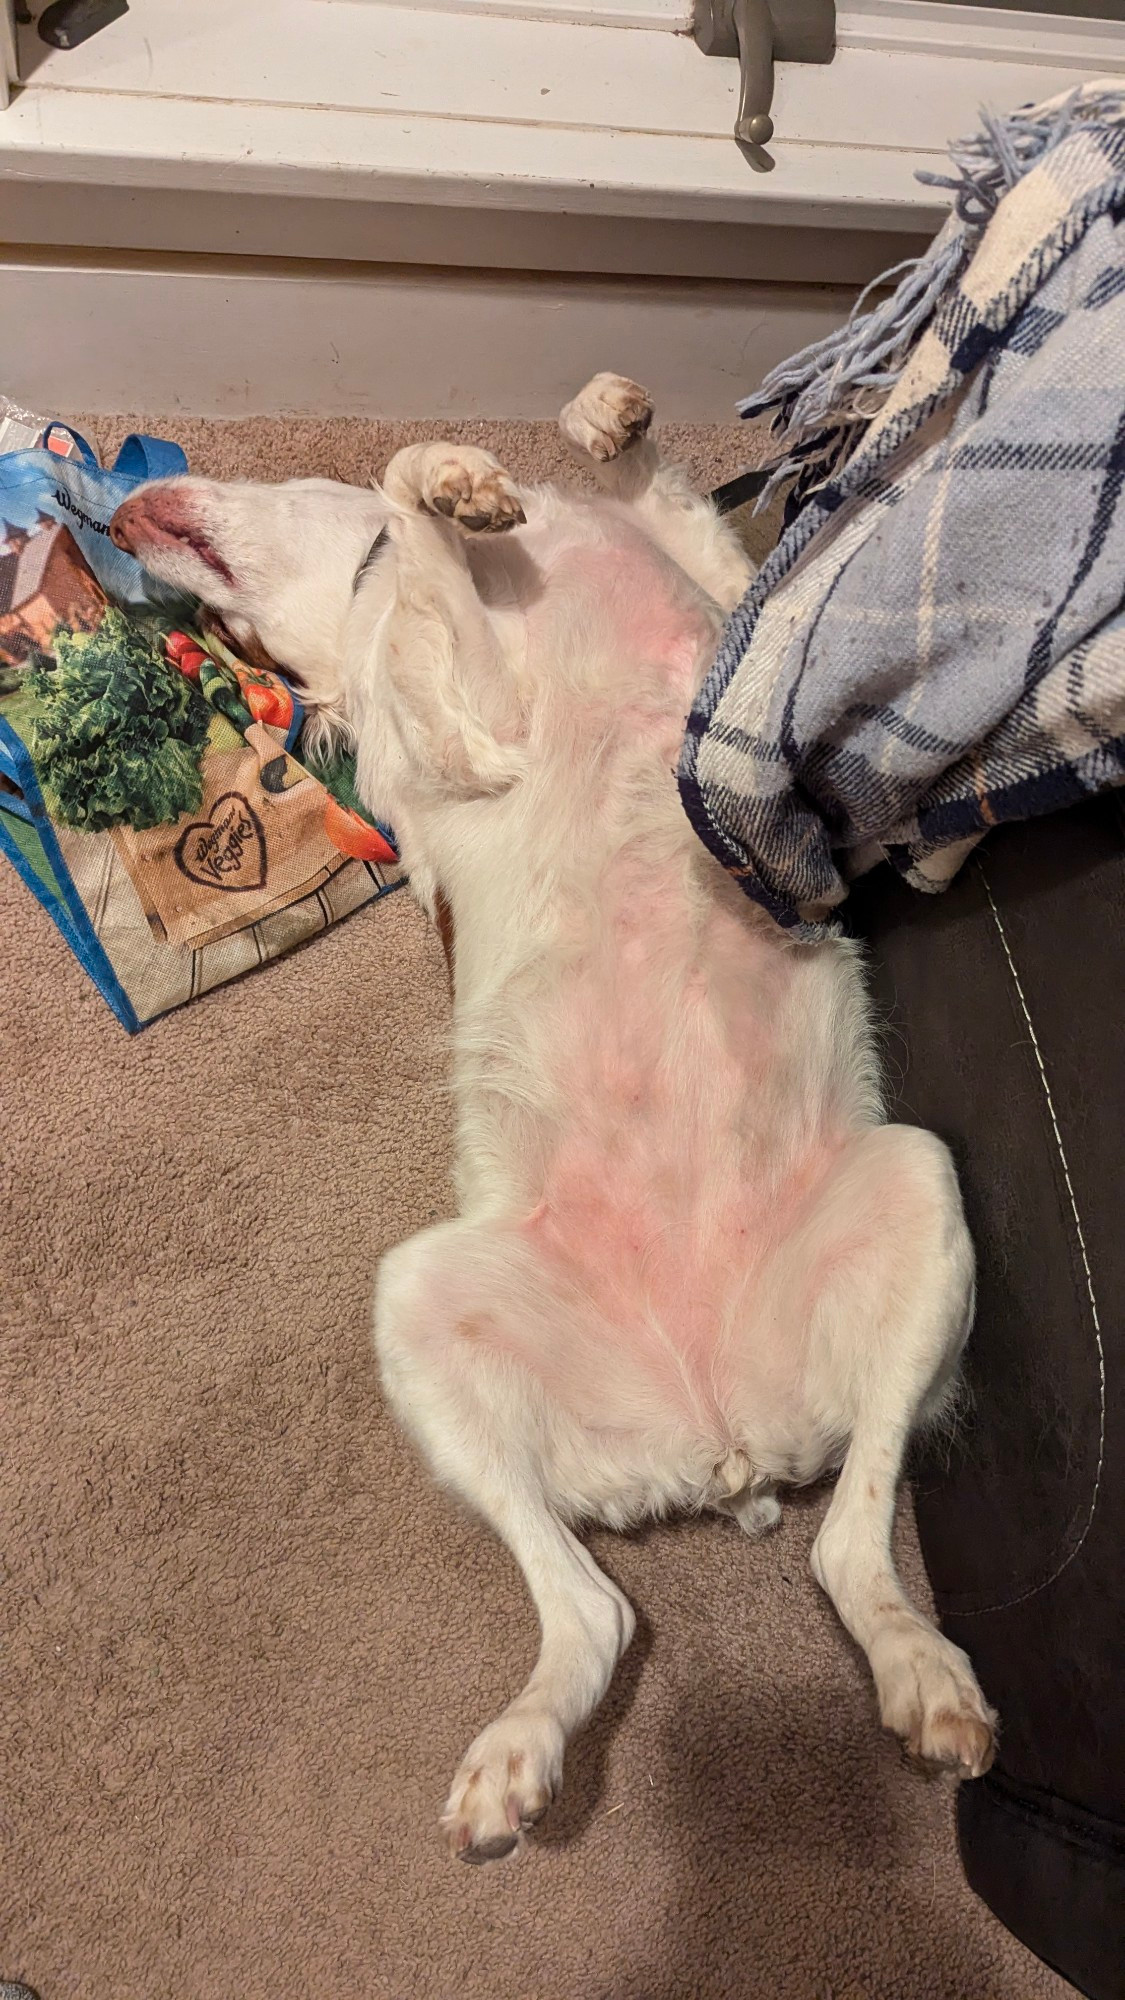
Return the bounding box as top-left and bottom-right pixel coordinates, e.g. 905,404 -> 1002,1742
199,608 -> 285,678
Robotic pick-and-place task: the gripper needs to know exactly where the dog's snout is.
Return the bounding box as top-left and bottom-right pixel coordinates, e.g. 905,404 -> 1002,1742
106,484 -> 237,588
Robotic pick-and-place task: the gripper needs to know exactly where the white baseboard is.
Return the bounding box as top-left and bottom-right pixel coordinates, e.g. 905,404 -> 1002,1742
1,182 -> 927,287
1,252 -> 858,422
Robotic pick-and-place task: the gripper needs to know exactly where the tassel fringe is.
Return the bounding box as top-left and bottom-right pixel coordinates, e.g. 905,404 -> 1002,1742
739,83 -> 1125,510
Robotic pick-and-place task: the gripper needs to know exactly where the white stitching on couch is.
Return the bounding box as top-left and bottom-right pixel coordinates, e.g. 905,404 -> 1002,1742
954,864 -> 1107,1618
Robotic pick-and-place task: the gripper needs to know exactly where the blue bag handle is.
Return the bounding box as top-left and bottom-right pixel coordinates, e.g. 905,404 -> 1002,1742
39,423 -> 99,467
112,433 -> 189,481
3,424 -> 186,480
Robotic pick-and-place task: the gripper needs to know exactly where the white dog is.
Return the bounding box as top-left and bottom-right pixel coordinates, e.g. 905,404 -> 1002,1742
111,374 -> 996,1863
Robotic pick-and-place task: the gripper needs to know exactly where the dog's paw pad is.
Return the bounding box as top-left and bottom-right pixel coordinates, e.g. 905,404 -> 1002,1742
423,452 -> 524,533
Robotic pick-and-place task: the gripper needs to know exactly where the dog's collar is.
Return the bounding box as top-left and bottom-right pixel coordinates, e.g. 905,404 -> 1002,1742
354,524 -> 390,595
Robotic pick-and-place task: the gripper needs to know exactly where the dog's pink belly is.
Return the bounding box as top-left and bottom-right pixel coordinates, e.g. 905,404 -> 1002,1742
518,862 -> 839,1441
526,1135 -> 831,1437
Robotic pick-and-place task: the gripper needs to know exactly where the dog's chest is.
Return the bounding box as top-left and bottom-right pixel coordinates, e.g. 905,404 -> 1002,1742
506,513 -> 717,710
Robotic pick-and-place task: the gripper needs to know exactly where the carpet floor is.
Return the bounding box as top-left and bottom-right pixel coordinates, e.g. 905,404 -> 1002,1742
1,416 -> 1074,2000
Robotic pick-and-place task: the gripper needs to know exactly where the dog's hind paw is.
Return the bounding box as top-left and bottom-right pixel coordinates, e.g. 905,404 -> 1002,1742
872,1624 -> 998,1780
442,1710 -> 565,1865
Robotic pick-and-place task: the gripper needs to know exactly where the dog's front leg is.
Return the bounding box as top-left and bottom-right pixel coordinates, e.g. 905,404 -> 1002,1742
560,372 -> 754,612
374,443 -> 528,799
374,1220 -> 636,1864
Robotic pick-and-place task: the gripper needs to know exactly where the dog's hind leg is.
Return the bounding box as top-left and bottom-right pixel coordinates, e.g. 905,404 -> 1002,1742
795,1125 -> 997,1777
560,372 -> 754,612
374,1219 -> 636,1864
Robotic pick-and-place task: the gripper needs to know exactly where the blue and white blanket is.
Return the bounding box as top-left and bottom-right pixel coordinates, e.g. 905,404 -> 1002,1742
679,85 -> 1125,937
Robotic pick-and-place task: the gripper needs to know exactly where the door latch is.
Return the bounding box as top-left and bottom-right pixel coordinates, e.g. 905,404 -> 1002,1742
694,0 -> 835,150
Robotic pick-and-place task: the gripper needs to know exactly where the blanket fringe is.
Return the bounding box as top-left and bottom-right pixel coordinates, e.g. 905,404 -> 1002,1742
739,82 -> 1125,509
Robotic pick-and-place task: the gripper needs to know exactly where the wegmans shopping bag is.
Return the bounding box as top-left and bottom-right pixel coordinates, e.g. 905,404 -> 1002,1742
0,411 -> 400,1030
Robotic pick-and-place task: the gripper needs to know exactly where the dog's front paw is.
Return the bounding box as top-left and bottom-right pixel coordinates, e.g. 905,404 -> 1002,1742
383,444 -> 525,533
442,1709 -> 565,1864
560,372 -> 654,462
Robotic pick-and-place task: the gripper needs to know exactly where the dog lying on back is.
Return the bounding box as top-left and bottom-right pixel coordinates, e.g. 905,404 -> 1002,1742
112,374 -> 995,1862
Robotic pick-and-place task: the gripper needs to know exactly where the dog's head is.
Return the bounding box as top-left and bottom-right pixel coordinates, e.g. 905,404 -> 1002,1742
110,475 -> 387,704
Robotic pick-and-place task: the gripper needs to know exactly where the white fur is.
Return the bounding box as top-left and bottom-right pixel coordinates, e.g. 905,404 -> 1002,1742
116,375 -> 996,1864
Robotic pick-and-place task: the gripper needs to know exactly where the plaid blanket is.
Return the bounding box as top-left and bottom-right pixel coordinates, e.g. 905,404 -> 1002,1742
679,85 -> 1125,937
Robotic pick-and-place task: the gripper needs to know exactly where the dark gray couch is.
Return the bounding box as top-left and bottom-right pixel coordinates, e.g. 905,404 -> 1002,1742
852,796 -> 1124,2000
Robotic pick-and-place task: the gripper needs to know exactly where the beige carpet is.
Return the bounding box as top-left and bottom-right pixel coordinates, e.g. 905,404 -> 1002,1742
1,417 -> 1074,2000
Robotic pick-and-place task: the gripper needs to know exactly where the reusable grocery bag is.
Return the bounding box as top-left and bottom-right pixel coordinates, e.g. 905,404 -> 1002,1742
0,414 -> 400,1030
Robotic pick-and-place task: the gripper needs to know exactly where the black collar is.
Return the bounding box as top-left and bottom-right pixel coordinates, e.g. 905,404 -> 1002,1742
353,525 -> 390,594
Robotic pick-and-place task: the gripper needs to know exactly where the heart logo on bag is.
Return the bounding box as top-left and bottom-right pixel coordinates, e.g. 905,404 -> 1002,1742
174,791 -> 267,892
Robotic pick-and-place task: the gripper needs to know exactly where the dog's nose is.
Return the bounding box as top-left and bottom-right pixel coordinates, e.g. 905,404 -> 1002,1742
109,499 -> 139,551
